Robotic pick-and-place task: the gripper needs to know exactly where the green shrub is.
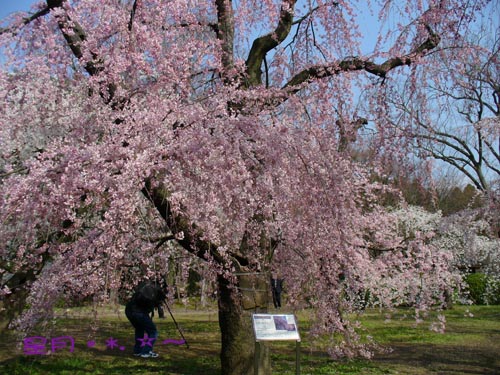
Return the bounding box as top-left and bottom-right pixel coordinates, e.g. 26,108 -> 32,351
464,273 -> 500,305
465,273 -> 487,304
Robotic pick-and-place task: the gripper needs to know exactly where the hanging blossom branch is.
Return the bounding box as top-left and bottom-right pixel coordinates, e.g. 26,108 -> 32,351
36,0 -> 243,271
235,1 -> 440,112
141,181 -> 251,270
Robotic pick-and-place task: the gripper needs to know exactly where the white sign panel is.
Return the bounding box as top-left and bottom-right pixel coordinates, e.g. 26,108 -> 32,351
252,314 -> 300,341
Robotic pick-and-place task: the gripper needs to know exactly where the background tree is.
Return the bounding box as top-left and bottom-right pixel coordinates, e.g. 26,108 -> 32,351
385,23 -> 500,192
0,1 -> 490,374
392,205 -> 500,305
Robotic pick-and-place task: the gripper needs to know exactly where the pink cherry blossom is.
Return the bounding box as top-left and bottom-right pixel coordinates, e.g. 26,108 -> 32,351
0,0 -> 496,371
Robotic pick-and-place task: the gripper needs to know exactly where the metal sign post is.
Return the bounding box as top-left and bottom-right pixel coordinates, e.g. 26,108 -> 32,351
295,340 -> 300,375
252,314 -> 301,375
254,340 -> 261,375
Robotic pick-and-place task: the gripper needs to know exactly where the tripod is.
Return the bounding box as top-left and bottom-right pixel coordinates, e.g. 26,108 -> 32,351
149,255 -> 189,348
162,301 -> 189,348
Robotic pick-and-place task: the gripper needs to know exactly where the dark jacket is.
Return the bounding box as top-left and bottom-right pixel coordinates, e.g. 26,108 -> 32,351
271,278 -> 283,293
126,281 -> 166,314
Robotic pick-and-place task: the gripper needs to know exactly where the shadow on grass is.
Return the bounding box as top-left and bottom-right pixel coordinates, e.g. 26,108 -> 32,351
0,357 -> 220,375
373,342 -> 499,375
0,346 -> 221,375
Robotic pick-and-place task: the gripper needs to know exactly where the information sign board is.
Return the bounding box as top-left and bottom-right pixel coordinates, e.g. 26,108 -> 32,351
252,314 -> 300,341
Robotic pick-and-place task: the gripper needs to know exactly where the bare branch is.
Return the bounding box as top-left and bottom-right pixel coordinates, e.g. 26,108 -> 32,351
292,5 -> 321,26
263,55 -> 270,88
484,138 -> 500,165
482,154 -> 500,175
419,141 -> 476,168
431,153 -> 485,190
395,105 -> 485,169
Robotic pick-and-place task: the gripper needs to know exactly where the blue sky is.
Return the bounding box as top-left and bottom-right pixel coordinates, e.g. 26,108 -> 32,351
0,1 -> 380,53
0,0 -> 36,20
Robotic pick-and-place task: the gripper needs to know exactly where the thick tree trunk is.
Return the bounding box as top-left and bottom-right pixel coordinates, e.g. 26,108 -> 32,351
218,273 -> 270,375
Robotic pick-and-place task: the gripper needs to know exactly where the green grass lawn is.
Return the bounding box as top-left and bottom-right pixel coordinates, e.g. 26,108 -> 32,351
0,305 -> 498,374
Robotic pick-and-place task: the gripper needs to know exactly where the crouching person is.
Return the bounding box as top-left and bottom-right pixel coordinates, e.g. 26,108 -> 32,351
125,280 -> 167,358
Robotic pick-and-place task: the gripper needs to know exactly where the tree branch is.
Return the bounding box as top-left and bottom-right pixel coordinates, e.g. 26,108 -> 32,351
482,154 -> 500,176
417,131 -> 477,164
396,106 -> 484,170
427,149 -> 485,190
46,0 -> 104,77
45,0 -> 121,106
141,180 -> 227,265
292,5 -> 321,25
128,0 -> 139,32
484,138 -> 500,166
245,0 -> 297,87
215,0 -> 234,73
0,7 -> 51,36
283,25 -> 440,91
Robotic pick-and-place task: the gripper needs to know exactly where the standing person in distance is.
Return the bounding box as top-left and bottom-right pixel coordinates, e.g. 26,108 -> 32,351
271,272 -> 284,309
